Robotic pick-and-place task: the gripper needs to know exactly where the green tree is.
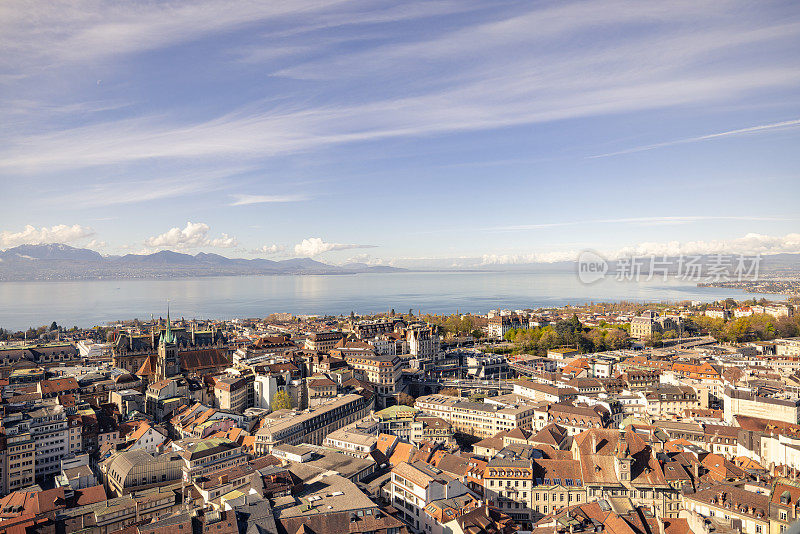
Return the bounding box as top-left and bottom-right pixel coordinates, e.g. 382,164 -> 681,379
271,391 -> 293,411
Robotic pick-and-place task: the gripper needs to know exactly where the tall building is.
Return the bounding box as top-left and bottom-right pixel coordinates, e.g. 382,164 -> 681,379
155,309 -> 180,382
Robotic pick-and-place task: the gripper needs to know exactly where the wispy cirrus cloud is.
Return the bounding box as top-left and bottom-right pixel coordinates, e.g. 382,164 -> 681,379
491,215 -> 796,232
591,118 -> 800,158
229,194 -> 308,206
1,2 -> 798,175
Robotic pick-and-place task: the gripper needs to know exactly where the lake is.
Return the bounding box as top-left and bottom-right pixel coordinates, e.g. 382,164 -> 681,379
0,271 -> 782,330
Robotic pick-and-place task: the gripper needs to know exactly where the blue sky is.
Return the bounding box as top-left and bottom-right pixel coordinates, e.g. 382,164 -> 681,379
1,0 -> 799,267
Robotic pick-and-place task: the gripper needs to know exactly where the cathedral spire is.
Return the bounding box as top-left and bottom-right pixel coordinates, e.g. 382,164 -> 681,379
161,301 -> 174,345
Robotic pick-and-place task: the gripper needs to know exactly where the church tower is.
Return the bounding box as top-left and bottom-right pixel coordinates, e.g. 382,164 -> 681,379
156,305 -> 180,380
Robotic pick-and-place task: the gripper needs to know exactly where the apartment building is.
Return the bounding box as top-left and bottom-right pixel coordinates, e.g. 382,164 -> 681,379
644,384 -> 700,419
769,478 -> 800,534
388,461 -> 469,533
341,349 -> 402,408
1,431 -> 35,493
571,429 -> 680,518
3,403 -> 70,481
483,451 -> 587,529
254,393 -> 374,454
171,437 -> 248,481
351,318 -> 405,339
513,380 -> 578,404
546,403 -> 612,436
406,324 -> 440,358
414,395 -> 536,438
724,386 -> 800,425
488,316 -> 513,339
683,484 -> 769,534
304,331 -> 345,352
213,375 -> 252,413
705,307 -> 732,320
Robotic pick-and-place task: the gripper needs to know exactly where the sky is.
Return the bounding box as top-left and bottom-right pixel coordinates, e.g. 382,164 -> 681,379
1,0 -> 799,268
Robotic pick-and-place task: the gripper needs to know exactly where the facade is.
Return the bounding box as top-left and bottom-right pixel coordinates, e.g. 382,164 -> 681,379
342,351 -> 402,407
630,310 -> 682,340
644,384 -> 700,419
1,431 -> 35,494
304,331 -> 345,352
388,461 -> 469,533
513,380 -> 578,404
724,386 -> 800,425
406,325 -> 441,358
172,437 -> 248,481
254,393 -> 374,453
415,395 -> 536,439
3,403 -> 69,481
683,484 -> 769,534
213,375 -> 252,412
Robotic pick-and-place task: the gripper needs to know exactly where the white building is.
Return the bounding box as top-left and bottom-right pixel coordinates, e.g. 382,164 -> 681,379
253,374 -> 280,409
388,461 -> 469,533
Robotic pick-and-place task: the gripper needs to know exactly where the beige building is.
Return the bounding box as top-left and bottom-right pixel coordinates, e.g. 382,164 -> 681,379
630,310 -> 682,340
414,395 -> 536,438
304,331 -> 345,352
213,375 -> 251,413
2,431 -> 35,494
255,393 -> 374,454
683,484 -> 769,534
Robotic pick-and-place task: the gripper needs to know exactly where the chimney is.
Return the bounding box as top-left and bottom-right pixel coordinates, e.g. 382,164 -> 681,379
592,433 -> 597,454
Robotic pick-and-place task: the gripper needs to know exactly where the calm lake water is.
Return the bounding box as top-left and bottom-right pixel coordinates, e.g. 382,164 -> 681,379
0,271 -> 782,330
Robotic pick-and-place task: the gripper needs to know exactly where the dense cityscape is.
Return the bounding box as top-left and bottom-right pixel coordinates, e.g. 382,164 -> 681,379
0,298 -> 798,534
3,1 -> 799,533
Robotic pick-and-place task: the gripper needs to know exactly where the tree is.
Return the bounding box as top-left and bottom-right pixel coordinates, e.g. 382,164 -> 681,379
271,391 -> 293,411
439,388 -> 460,397
397,392 -> 415,406
605,329 -> 629,350
50,321 -> 58,331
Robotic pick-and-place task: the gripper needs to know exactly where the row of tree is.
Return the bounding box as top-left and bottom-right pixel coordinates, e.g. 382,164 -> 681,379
500,315 -> 630,355
690,313 -> 800,343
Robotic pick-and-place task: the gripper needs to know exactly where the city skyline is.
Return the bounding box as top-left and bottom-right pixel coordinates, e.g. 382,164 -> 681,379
2,1 -> 799,268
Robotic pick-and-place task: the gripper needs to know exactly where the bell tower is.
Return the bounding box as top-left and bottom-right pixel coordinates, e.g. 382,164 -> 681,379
156,304 -> 180,380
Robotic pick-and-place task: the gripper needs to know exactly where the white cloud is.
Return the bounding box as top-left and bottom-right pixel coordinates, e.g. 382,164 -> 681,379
293,237 -> 376,257
480,251 -> 578,265
612,232 -> 800,259
229,194 -> 308,206
250,244 -> 286,255
0,224 -> 95,248
144,222 -> 238,249
478,232 -> 800,265
85,239 -> 107,249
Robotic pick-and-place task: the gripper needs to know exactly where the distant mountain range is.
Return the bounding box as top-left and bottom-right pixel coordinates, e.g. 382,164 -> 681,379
1,244 -> 798,282
0,244 -> 405,281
